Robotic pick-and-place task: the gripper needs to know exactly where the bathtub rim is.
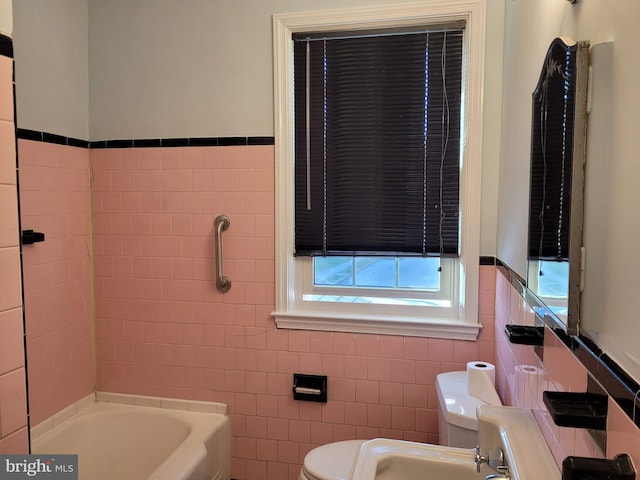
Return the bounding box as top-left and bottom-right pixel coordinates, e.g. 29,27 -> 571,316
30,392 -> 231,480
30,391 -> 228,442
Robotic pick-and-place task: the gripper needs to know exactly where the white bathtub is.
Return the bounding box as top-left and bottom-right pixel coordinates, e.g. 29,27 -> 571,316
31,400 -> 231,480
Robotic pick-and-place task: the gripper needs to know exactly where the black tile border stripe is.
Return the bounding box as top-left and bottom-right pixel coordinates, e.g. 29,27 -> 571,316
247,136 -> 277,146
479,256 -> 496,266
0,34 -> 12,59
16,129 -> 275,149
17,129 -> 90,148
574,334 -> 640,427
496,258 -> 640,429
89,136 -> 276,148
16,129 -> 42,142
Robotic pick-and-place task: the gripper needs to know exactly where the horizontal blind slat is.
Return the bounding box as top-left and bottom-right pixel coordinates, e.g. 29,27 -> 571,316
295,29 -> 463,256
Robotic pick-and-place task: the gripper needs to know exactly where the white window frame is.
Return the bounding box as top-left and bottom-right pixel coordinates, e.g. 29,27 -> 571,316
272,0 -> 485,340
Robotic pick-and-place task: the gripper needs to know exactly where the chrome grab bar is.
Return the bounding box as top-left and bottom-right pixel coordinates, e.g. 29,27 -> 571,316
214,215 -> 231,292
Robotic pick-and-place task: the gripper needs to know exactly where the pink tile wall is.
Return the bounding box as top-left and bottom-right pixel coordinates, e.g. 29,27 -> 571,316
494,269 -> 640,470
0,52 -> 29,454
91,145 -> 496,480
18,139 -> 94,426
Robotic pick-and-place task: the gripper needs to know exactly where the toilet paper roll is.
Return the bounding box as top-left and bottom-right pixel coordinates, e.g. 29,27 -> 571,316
466,361 -> 502,406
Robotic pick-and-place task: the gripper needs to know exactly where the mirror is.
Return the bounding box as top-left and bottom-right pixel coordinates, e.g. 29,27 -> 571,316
527,37 -> 589,334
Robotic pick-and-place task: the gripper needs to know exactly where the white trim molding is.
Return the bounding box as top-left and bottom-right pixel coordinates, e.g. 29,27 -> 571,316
272,0 -> 486,340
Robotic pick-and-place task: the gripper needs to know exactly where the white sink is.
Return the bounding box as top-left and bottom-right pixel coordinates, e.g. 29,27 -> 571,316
350,406 -> 560,480
477,405 -> 560,480
350,439 -> 478,480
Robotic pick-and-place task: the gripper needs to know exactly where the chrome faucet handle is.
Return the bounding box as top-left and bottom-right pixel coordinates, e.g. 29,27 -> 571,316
475,446 -> 506,474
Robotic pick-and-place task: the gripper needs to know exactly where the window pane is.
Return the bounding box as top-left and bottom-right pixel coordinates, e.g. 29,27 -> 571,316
398,257 -> 441,290
315,256 -> 442,290
537,260 -> 569,298
314,257 -> 353,286
354,257 -> 396,288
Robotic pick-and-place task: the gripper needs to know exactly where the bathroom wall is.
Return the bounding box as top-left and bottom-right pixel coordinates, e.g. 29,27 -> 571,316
17,139 -> 94,426
86,0 -> 505,257
91,143 -> 497,479
497,0 -> 640,382
11,0 -> 94,428
0,3 -> 29,453
494,269 -> 640,469
12,0 -> 89,140
495,0 -> 640,471
0,0 -> 11,36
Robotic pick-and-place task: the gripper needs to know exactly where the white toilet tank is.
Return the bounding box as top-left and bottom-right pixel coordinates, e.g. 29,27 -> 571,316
436,370 -> 501,448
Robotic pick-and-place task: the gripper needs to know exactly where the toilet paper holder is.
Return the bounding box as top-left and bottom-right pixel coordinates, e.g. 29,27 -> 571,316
293,373 -> 327,402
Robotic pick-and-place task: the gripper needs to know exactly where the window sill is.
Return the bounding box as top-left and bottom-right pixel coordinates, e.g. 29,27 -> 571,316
272,310 -> 483,340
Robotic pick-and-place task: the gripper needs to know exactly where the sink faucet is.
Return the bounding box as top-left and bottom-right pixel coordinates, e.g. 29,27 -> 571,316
474,446 -> 510,479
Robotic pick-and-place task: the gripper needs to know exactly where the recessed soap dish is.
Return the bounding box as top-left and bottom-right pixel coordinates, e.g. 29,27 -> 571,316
543,391 -> 608,430
505,324 -> 544,346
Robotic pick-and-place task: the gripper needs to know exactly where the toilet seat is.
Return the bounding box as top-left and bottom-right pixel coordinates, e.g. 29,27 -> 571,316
301,440 -> 365,480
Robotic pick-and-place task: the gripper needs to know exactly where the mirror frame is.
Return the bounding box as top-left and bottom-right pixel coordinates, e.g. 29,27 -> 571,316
526,37 -> 590,335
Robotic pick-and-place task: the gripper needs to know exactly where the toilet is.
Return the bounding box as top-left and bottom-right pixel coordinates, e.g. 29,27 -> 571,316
298,439 -> 365,480
298,368 -> 501,480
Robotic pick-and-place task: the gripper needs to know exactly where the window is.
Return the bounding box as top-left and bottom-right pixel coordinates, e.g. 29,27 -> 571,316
527,259 -> 569,320
273,1 -> 485,339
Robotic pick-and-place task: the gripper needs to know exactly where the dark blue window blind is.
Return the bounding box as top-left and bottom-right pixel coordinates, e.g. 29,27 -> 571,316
293,27 -> 464,257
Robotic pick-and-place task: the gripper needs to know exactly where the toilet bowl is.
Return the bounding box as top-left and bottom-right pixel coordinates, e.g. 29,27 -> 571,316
298,440 -> 365,480
435,370 -> 502,448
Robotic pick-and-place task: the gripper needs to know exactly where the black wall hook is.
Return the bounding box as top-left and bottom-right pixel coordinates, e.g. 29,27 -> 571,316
21,230 -> 45,245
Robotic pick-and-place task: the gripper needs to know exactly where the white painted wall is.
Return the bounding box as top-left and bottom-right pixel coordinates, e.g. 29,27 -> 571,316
12,0 -> 504,256
0,0 -> 12,36
87,0 -> 503,142
497,0 -> 640,381
12,0 -> 89,140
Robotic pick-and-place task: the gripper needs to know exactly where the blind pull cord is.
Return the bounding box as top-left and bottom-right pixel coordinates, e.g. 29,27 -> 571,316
305,39 -> 312,211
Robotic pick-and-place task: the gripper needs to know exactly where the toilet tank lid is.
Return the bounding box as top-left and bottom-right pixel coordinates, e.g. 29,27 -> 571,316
303,440 -> 365,480
436,371 -> 491,431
